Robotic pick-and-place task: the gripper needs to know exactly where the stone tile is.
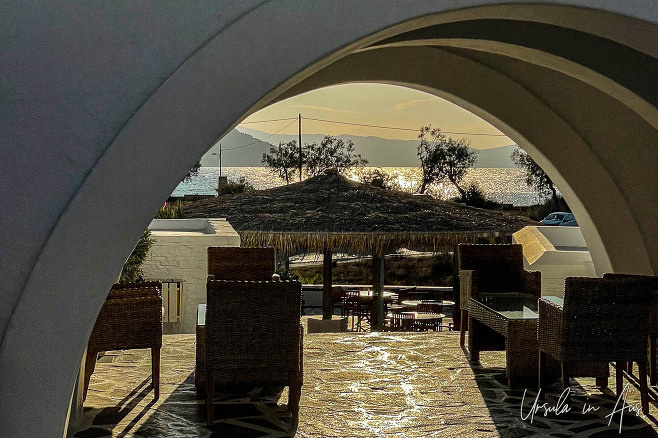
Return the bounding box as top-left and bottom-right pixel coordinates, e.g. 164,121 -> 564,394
73,323 -> 658,437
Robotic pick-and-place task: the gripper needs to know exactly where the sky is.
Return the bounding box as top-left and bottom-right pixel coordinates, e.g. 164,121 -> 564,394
239,83 -> 512,150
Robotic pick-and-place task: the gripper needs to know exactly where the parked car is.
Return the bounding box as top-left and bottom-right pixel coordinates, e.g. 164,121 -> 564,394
541,212 -> 578,226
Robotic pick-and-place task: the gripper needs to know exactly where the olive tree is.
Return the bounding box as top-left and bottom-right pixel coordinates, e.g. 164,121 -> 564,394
417,125 -> 477,199
261,140 -> 301,184
510,147 -> 559,205
303,135 -> 368,176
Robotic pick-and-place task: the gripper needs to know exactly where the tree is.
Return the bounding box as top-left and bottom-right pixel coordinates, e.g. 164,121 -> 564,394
183,161 -> 201,182
261,141 -> 301,184
416,125 -> 477,198
303,135 -> 368,176
510,147 -> 559,205
120,230 -> 156,283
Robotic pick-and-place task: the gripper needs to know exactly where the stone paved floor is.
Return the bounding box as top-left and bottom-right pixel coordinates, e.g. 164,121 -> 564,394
73,320 -> 658,437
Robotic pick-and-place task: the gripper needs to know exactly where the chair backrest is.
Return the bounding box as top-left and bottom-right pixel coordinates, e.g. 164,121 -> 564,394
108,281 -> 162,299
88,282 -> 163,353
458,244 -> 524,292
603,273 -> 658,336
417,301 -> 443,314
344,290 -> 361,307
391,312 -> 415,330
396,286 -> 417,303
207,247 -> 275,281
205,280 -> 301,384
331,286 -> 345,303
561,276 -> 652,362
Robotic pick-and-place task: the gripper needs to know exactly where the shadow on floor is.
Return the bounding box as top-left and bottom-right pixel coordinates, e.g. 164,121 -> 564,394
76,373 -> 296,437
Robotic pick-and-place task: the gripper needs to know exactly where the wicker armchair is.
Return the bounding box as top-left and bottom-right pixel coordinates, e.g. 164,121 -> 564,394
207,247 -> 276,281
458,244 -> 540,346
84,282 -> 163,401
204,280 -> 303,430
603,273 -> 658,384
538,277 -> 652,413
196,247 -> 278,390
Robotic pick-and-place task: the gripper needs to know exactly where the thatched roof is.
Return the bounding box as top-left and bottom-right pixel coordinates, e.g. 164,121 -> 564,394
183,171 -> 536,253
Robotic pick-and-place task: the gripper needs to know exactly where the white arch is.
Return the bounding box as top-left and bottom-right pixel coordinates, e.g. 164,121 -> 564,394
1,2 -> 657,436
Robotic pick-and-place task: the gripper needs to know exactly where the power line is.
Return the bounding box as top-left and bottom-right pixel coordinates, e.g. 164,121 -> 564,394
240,117 -> 298,124
228,115 -> 509,152
303,117 -> 508,137
223,119 -> 297,151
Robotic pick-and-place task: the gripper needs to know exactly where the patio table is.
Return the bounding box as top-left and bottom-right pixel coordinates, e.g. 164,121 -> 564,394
468,295 -> 561,388
356,291 -> 393,327
402,300 -> 455,308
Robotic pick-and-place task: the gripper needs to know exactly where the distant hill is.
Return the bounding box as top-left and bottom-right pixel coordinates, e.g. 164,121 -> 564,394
210,127 -> 518,168
200,130 -> 272,167
473,145 -> 518,168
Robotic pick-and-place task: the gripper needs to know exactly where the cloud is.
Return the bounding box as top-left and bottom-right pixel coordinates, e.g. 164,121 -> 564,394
395,98 -> 436,110
294,104 -> 355,114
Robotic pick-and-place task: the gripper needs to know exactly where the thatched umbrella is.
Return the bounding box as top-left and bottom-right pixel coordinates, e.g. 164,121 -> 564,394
184,171 -> 535,328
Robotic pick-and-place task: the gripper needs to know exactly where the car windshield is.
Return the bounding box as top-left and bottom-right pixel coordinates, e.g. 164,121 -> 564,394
546,213 -> 565,220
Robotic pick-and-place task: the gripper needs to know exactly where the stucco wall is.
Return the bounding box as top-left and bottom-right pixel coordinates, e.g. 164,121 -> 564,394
141,219 -> 240,334
514,226 -> 597,297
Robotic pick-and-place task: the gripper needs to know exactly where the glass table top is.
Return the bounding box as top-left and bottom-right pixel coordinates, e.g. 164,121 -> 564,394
473,295 -> 563,320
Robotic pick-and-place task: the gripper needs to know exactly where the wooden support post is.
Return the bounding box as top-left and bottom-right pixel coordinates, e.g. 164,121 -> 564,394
372,250 -> 385,331
452,246 -> 461,330
322,247 -> 333,320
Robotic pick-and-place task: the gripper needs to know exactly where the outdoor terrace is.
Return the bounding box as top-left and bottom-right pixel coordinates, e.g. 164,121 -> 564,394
73,319 -> 658,437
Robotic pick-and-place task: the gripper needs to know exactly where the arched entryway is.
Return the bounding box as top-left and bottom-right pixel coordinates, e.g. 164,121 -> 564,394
1,2 -> 656,436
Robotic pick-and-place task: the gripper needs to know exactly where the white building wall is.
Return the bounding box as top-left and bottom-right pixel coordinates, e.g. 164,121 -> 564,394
514,226 -> 597,298
141,219 -> 240,333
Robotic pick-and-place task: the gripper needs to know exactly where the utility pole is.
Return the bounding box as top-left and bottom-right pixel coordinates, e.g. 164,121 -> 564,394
213,143 -> 226,191
298,113 -> 302,182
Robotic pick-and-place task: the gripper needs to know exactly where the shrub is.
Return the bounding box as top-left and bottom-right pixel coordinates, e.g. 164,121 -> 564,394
155,201 -> 184,218
355,168 -> 401,191
216,176 -> 255,196
459,184 -> 501,210
119,230 -> 156,283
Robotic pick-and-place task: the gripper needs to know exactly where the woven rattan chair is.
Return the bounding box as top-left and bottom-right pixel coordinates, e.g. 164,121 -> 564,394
204,280 -> 303,430
197,247 -> 278,391
538,276 -> 653,413
604,273 -> 658,384
458,244 -> 540,346
207,247 -> 276,281
84,281 -> 163,401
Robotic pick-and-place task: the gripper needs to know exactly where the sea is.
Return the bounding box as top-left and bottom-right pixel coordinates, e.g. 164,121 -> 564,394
172,167 -> 545,207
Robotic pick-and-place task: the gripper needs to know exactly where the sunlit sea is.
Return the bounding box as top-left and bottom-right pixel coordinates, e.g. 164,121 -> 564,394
172,167 -> 545,206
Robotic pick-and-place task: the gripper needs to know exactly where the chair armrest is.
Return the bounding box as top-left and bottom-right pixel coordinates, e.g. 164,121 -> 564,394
459,269 -> 479,310
520,270 -> 542,299
538,297 -> 563,359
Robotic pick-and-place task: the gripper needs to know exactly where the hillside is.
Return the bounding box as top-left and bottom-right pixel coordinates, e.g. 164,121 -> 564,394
209,127 -> 519,168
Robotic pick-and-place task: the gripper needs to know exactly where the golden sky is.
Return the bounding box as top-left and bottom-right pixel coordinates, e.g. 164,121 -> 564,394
239,83 -> 512,150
